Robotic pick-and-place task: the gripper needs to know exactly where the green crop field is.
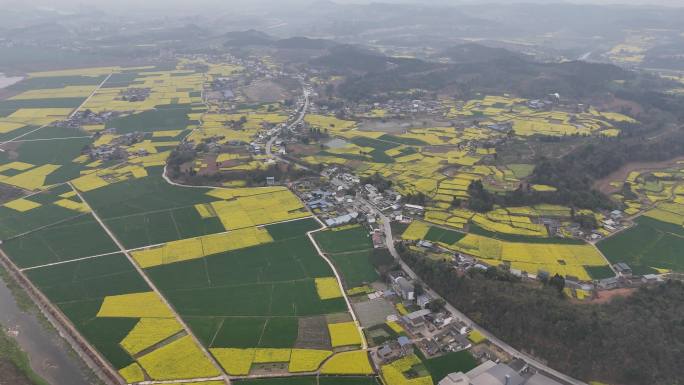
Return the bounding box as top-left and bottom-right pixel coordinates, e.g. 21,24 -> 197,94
378,134 -> 428,146
235,377 -> 380,385
8,75 -> 106,92
314,226 -> 373,254
319,377 -> 380,385
422,350 -> 477,383
236,377 -> 317,385
314,226 -> 379,287
0,98 -> 85,117
265,218 -> 321,240
164,279 -> 346,317
203,317 -> 299,348
350,137 -> 399,163
329,250 -> 379,288
83,169 -> 215,218
424,227 -> 466,244
105,206 -> 224,249
2,214 -> 119,268
14,138 -> 92,166
0,125 -> 38,142
0,203 -> 82,240
26,253 -> 148,369
598,216 -> 684,275
147,233 -> 348,351
584,265 -> 615,280
105,104 -> 194,134
469,224 -> 585,244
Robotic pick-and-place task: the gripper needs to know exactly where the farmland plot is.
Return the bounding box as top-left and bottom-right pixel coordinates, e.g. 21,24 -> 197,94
0,62 -> 375,383
314,226 -> 379,288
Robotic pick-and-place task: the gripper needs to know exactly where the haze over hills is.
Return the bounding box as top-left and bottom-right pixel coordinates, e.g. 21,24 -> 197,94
0,2 -> 683,385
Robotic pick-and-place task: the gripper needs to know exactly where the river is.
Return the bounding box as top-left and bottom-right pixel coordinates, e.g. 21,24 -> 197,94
0,273 -> 95,385
0,73 -> 23,89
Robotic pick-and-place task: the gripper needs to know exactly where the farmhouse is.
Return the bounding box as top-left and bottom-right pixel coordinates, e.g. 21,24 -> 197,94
325,212 -> 359,227
417,294 -> 432,308
614,262 -> 632,276
403,309 -> 432,328
597,276 -> 620,289
439,359 -> 563,385
392,275 -> 415,301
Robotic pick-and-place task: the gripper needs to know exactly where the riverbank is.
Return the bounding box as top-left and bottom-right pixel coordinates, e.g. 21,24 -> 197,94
0,324 -> 49,385
0,265 -> 100,385
0,73 -> 23,89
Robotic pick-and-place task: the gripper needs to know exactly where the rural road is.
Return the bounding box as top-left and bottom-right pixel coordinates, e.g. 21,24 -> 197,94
359,197 -> 588,385
69,183 -> 232,385
307,216 -> 369,350
69,72 -> 112,119
0,72 -> 112,151
265,86 -> 310,164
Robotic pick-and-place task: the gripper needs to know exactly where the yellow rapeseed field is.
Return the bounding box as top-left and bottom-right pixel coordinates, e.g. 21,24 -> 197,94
10,85 -> 96,100
211,348 -> 255,375
0,121 -> 26,134
451,234 -> 605,280
468,330 -> 487,344
644,208 -> 684,225
305,114 -> 356,131
120,318 -> 184,355
152,130 -> 185,138
381,355 -> 432,385
209,189 -> 309,230
2,164 -> 60,190
328,322 -> 362,347
253,348 -> 292,363
97,291 -> 174,318
315,277 -> 343,300
288,349 -> 332,372
138,336 -> 220,380
0,161 -> 33,174
387,321 -> 405,334
320,350 -> 373,375
54,198 -> 89,213
118,363 -> 145,383
131,226 -> 273,268
402,221 -> 430,241
3,198 -> 41,212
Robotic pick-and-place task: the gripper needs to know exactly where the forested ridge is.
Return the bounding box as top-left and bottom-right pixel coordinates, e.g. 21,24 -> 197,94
400,248 -> 684,385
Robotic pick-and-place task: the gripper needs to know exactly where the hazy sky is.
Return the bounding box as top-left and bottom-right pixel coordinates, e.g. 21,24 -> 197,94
11,0 -> 684,8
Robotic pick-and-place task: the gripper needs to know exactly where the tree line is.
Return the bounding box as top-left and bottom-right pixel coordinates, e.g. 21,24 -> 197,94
399,246 -> 684,385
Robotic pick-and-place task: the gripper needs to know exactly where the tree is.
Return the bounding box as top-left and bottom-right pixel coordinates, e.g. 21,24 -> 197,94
467,180 -> 495,212
426,298 -> 446,313
548,273 -> 566,293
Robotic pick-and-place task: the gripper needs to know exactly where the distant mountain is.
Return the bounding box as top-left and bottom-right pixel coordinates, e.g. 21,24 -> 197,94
4,21 -> 74,42
440,43 -> 529,64
273,37 -> 336,50
310,44 -> 433,73
223,30 -> 274,47
334,45 -> 631,101
223,30 -> 338,51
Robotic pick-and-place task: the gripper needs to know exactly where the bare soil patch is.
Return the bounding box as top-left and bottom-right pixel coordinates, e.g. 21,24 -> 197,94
243,80 -> 289,103
583,288 -> 637,304
295,316 -> 331,350
0,185 -> 24,205
594,156 -> 684,194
